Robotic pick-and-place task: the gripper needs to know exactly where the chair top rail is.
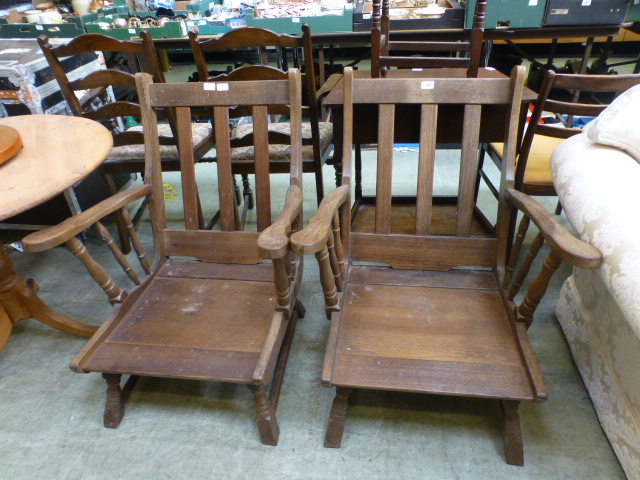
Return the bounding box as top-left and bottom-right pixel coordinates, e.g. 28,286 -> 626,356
551,72 -> 640,92
147,80 -> 293,108
191,27 -> 302,52
350,77 -> 515,104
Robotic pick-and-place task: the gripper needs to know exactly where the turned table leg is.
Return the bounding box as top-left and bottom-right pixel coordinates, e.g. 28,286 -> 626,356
0,251 -> 98,351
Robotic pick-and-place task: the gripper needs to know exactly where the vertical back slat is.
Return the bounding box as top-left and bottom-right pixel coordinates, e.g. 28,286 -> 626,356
341,68 -> 354,254
456,104 -> 482,236
253,105 -> 272,231
288,69 -> 303,187
175,106 -> 199,230
375,104 -> 395,234
213,106 -> 237,231
415,104 -> 438,235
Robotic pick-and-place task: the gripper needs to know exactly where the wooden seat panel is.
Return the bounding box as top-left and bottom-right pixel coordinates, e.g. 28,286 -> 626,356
330,280 -> 534,400
83,273 -> 276,381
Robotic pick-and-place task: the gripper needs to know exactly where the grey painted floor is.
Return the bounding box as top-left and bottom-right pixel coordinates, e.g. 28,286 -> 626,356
0,149 -> 625,479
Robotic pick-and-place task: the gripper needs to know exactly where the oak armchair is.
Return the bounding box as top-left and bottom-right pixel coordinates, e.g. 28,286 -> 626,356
26,70 -> 306,445
291,67 -> 602,465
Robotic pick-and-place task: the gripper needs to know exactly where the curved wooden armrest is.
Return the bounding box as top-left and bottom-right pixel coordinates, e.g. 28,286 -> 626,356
257,185 -> 303,260
22,185 -> 152,253
506,188 -> 602,269
316,73 -> 342,102
290,185 -> 349,255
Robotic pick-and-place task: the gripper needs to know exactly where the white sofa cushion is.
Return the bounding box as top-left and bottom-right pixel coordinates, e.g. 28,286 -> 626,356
552,133 -> 640,340
584,83 -> 640,163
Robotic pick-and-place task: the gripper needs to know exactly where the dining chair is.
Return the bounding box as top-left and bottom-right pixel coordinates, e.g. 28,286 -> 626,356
38,32 -> 214,252
28,70 -> 306,445
189,24 -> 335,206
371,0 -> 488,78
478,71 -> 640,208
290,66 -> 602,465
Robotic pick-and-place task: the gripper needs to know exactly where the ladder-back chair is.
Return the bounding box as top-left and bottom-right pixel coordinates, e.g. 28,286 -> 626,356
291,67 -> 602,465
39,32 -> 214,251
189,25 -> 334,206
371,0 -> 488,78
60,70 -> 305,445
479,71 -> 640,203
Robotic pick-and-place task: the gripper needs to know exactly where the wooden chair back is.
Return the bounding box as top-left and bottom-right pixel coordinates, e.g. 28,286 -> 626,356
38,32 -> 174,149
516,71 -> 640,189
338,66 -> 525,271
136,69 -> 304,260
371,0 -> 488,78
189,25 -> 320,123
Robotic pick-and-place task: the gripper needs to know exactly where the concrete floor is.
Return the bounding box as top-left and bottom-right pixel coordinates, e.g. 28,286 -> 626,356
0,146 -> 626,479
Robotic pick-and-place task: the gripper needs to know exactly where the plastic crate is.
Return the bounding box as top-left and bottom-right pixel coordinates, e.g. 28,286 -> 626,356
354,0 -> 463,32
463,0 -> 547,29
627,0 -> 640,22
185,17 -> 232,35
245,6 -> 353,34
84,13 -> 188,39
0,18 -> 86,38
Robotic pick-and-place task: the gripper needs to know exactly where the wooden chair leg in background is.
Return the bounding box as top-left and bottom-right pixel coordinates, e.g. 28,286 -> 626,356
98,168 -> 131,255
501,400 -> 524,466
249,384 -> 280,446
324,387 -> 352,448
241,173 -> 254,209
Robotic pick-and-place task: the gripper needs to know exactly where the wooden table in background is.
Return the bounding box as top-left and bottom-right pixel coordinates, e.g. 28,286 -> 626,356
0,115 -> 113,350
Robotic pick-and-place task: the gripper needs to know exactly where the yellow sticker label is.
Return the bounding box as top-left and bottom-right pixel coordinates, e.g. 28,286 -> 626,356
163,182 -> 178,201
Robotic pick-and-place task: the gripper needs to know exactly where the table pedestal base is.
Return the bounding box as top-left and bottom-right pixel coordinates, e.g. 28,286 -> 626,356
0,251 -> 98,350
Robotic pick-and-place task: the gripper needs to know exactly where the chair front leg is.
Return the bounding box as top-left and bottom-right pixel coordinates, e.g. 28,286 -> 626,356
249,384 -> 280,446
324,387 -> 352,448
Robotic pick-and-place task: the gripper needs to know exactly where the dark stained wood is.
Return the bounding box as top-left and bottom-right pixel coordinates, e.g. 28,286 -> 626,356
371,0 -> 487,78
481,71 -> 640,201
38,32 -> 214,252
291,66 -> 605,465
188,24 -> 331,205
69,71 -> 306,445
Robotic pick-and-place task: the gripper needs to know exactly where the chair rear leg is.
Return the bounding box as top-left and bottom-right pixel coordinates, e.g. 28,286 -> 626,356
501,400 -> 524,466
249,384 -> 279,446
324,387 -> 352,448
103,373 -> 124,428
99,169 -> 131,254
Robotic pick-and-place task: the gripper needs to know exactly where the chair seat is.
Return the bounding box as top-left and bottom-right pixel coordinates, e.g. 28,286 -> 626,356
106,123 -> 213,164
328,266 -> 535,401
230,121 -> 333,162
491,135 -> 566,186
77,260 -> 277,382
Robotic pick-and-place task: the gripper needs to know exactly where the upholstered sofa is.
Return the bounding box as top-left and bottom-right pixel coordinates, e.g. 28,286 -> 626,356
552,85 -> 640,479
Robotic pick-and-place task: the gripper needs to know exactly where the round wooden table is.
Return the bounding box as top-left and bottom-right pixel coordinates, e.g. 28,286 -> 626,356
0,114 -> 113,350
